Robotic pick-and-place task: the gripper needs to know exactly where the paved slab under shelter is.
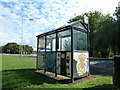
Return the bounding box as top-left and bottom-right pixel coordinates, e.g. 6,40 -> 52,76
36,70 -> 71,83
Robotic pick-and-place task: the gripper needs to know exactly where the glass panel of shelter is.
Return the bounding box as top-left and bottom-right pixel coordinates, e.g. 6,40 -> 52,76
38,36 -> 45,52
46,33 -> 56,51
45,33 -> 56,73
38,30 -> 72,52
37,36 -> 45,70
57,30 -> 71,51
73,29 -> 87,51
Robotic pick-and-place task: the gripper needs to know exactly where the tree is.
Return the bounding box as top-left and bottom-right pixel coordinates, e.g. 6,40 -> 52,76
21,45 -> 33,54
4,42 -> 20,54
69,11 -> 109,57
0,46 -> 4,53
68,15 -> 84,23
2,42 -> 33,54
94,17 -> 117,57
68,10 -> 118,58
114,6 -> 120,55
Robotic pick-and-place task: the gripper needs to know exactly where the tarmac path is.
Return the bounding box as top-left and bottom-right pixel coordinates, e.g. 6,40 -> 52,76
90,59 -> 113,78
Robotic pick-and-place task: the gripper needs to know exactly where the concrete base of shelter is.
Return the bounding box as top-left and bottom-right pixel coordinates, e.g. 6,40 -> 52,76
36,70 -> 92,84
36,70 -> 71,83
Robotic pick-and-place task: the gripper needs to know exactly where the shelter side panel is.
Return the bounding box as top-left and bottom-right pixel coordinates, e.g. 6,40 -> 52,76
38,52 -> 45,69
73,51 -> 89,77
45,52 -> 56,73
66,52 -> 71,77
56,52 -> 61,74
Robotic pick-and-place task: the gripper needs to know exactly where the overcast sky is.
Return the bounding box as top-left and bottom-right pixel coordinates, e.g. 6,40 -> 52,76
0,0 -> 119,50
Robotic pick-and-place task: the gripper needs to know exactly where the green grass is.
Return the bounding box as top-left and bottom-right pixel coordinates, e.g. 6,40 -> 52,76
1,54 -> 119,89
90,57 -> 113,60
2,55 -> 36,70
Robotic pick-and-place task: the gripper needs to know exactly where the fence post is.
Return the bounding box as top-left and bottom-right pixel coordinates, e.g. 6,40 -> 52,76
113,55 -> 120,87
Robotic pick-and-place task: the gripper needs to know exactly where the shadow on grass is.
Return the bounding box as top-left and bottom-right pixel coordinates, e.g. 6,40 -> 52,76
88,84 -> 120,89
3,69 -> 119,89
2,69 -> 58,88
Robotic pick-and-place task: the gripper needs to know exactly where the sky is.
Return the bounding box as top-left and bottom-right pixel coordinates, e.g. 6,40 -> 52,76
0,0 -> 119,50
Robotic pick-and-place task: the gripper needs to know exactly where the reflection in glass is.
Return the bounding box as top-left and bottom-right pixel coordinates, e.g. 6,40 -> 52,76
58,30 -> 71,51
38,37 -> 45,52
73,30 -> 87,50
46,34 -> 56,51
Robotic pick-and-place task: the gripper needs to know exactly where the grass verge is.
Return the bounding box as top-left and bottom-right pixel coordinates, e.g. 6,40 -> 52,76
1,54 -> 119,89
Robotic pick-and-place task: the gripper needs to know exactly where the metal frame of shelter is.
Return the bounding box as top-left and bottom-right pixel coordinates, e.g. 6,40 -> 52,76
36,20 -> 89,82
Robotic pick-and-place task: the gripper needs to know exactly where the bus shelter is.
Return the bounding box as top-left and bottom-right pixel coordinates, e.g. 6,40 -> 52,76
36,20 -> 89,82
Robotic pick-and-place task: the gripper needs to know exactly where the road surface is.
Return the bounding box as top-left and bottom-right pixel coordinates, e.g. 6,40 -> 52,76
90,59 -> 113,78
